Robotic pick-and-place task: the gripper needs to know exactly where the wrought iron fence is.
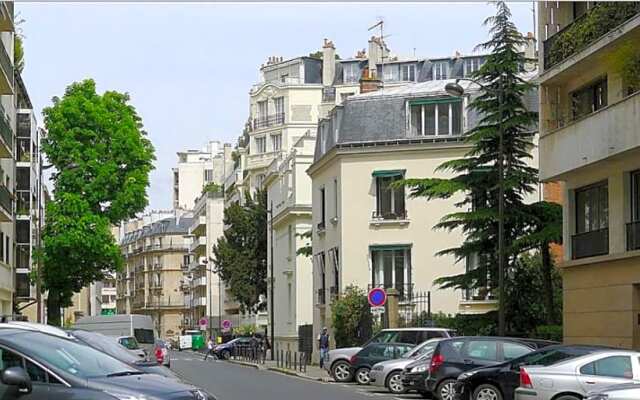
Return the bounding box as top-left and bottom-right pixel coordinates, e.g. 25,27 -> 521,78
253,113 -> 285,130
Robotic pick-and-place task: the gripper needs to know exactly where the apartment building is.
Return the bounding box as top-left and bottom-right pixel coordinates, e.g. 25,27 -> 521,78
116,213 -> 192,338
173,141 -> 232,210
0,1 -> 14,316
538,2 -> 640,348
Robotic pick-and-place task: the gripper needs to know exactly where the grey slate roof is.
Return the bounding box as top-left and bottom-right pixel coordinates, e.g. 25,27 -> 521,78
121,216 -> 193,245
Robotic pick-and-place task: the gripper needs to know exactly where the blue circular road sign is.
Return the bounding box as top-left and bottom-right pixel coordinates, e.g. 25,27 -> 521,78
368,287 -> 387,307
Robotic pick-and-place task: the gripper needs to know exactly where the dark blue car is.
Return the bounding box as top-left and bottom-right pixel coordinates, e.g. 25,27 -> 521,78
213,337 -> 254,360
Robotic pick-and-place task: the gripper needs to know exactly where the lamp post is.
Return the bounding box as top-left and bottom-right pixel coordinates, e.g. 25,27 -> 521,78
445,78 -> 506,336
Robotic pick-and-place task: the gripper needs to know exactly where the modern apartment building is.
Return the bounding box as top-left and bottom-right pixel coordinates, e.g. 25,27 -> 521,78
0,1 -> 14,316
538,2 -> 640,348
264,132 -> 315,351
173,141 -> 232,210
116,212 -> 192,339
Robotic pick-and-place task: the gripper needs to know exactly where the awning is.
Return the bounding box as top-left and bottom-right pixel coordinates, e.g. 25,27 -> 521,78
371,169 -> 405,178
369,244 -> 411,251
409,97 -> 462,106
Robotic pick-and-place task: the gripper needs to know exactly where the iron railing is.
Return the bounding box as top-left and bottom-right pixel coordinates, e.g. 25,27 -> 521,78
0,184 -> 12,215
371,210 -> 408,220
543,2 -> 640,70
0,112 -> 12,152
0,39 -> 13,89
253,113 -> 285,130
368,283 -> 415,302
572,228 -> 609,259
627,221 -> 640,251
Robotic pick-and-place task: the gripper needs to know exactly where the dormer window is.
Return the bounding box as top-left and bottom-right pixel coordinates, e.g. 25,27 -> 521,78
343,63 -> 359,83
464,58 -> 484,77
401,64 -> 416,82
409,99 -> 463,136
433,61 -> 449,80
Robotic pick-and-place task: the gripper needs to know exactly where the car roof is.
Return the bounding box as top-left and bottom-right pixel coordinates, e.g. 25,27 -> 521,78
0,321 -> 75,340
380,327 -> 452,332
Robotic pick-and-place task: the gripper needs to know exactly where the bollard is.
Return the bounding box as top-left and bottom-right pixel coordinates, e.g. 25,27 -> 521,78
293,352 -> 297,371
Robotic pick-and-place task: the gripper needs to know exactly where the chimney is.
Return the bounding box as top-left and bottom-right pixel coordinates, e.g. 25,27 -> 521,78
322,38 -> 336,86
523,32 -> 537,70
359,67 -> 382,94
368,36 -> 390,79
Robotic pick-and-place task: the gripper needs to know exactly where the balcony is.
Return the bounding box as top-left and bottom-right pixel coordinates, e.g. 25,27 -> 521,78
190,215 -> 206,237
0,39 -> 12,95
246,150 -> 283,171
0,112 -> 13,158
540,91 -> 640,181
543,3 -> 640,71
458,287 -> 498,315
627,221 -> 640,251
15,191 -> 29,218
0,2 -> 13,32
572,228 -> 609,260
189,236 -> 207,254
252,113 -> 285,131
0,184 -> 12,222
370,210 -> 409,227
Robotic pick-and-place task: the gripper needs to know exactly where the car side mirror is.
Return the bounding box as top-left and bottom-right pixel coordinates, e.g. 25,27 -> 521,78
1,367 -> 33,394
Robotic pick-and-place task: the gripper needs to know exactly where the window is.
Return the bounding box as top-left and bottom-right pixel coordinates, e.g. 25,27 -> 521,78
409,101 -> 463,136
257,100 -> 268,120
204,169 -> 213,183
576,182 -> 608,234
343,63 -> 359,83
580,356 -> 633,379
464,58 -> 483,77
255,137 -> 266,154
632,171 -> 640,222
375,173 -> 405,219
329,247 -> 339,293
271,134 -> 282,151
314,252 -> 326,304
464,340 -> 498,361
401,64 -> 416,82
371,247 -> 411,299
16,273 -> 30,298
503,342 -> 532,361
318,187 -> 326,229
571,77 -> 607,120
433,62 -> 449,80
274,97 -> 284,116
280,74 -> 288,83
333,178 -> 338,219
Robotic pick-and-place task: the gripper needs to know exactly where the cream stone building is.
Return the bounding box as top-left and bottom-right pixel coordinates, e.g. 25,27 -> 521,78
116,213 -> 192,339
538,2 -> 640,348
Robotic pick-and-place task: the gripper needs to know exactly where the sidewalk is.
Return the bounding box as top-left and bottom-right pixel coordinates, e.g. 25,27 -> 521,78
227,358 -> 332,382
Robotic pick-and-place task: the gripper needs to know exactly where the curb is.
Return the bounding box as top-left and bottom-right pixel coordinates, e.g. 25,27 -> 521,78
227,359 -> 264,370
265,367 -> 332,383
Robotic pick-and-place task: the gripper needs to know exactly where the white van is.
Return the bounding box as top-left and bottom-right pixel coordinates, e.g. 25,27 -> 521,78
73,314 -> 156,354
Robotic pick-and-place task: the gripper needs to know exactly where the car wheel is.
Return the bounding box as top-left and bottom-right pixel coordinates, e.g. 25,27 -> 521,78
436,379 -> 457,400
331,360 -> 353,382
473,384 -> 502,400
355,367 -> 371,385
555,396 -> 580,400
221,350 -> 231,360
385,371 -> 406,394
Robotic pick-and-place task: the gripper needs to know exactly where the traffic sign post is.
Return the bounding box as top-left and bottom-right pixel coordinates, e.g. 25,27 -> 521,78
368,287 -> 387,307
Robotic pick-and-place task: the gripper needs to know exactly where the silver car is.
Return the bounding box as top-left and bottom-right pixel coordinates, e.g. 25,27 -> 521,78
586,383 -> 640,400
515,350 -> 640,400
369,338 -> 441,394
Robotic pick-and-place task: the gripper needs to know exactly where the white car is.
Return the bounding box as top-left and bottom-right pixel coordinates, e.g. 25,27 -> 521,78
586,383 -> 640,400
516,350 -> 640,400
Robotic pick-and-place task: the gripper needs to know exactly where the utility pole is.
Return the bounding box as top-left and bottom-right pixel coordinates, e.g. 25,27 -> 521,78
268,202 -> 275,360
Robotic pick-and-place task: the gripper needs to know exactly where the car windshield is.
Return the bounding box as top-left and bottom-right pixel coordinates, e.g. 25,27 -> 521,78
12,332 -> 139,379
72,331 -> 139,364
404,340 -> 440,359
119,336 -> 140,350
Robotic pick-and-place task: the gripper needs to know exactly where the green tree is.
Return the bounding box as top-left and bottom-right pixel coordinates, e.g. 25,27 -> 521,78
402,2 -> 561,328
212,191 -> 267,312
331,286 -> 372,348
41,79 -> 155,325
296,230 -> 312,258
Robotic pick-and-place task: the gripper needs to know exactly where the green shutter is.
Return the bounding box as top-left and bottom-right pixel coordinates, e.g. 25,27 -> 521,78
370,244 -> 411,252
409,97 -> 462,106
371,169 -> 405,178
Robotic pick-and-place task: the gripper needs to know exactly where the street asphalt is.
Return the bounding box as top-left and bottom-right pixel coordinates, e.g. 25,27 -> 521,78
169,351 -> 426,400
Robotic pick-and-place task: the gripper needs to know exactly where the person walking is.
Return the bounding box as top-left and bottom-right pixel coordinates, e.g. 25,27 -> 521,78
318,327 -> 330,369
204,337 -> 215,361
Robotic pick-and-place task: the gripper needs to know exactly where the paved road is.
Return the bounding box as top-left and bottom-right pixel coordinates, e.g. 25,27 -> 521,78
170,351 -> 425,400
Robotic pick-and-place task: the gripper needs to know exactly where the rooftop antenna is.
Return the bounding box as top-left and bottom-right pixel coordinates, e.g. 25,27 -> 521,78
368,17 -> 389,89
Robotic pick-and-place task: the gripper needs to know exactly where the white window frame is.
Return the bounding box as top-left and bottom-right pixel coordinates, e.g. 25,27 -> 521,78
408,101 -> 463,136
255,136 -> 266,153
401,64 -> 416,82
371,248 -> 411,289
433,62 -> 449,80
271,133 -> 282,152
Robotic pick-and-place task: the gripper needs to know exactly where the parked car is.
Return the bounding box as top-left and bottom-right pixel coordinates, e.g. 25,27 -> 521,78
154,339 -> 171,367
0,328 -> 214,400
515,350 -> 640,400
71,330 -> 178,380
586,383 -> 640,400
403,337 -> 556,399
325,327 -> 455,383
0,321 -> 75,340
370,338 -> 443,394
212,337 -> 255,360
350,342 -> 415,385
454,345 -> 613,400
117,335 -> 147,358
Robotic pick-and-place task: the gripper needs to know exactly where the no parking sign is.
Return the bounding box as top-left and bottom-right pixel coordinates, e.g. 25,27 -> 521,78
368,287 -> 387,308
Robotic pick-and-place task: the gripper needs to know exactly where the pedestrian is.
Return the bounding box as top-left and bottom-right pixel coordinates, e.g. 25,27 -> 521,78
204,337 -> 215,361
318,327 -> 330,369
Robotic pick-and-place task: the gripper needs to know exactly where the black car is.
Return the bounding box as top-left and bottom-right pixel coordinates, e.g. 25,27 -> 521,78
402,336 -> 556,400
71,330 -> 180,380
212,337 -> 255,360
453,344 -> 613,400
350,342 -> 415,385
0,328 -> 213,400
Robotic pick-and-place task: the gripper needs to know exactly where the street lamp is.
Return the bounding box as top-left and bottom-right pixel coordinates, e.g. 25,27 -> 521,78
445,78 -> 507,336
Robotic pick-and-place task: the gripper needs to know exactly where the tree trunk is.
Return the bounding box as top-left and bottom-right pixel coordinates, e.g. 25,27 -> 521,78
541,242 -> 555,325
47,290 -> 62,327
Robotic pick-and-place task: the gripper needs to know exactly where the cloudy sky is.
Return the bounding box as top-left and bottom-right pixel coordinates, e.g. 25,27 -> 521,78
17,2 -> 535,210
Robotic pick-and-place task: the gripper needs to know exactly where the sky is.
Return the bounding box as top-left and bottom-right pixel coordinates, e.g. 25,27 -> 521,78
17,2 -> 535,210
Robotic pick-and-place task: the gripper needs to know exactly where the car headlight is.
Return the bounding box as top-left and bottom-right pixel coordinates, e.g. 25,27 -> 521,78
372,365 -> 384,371
192,389 -> 209,400
104,392 -> 148,400
410,365 -> 427,373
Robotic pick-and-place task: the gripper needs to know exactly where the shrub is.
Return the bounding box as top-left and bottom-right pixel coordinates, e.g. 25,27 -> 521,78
331,285 -> 372,348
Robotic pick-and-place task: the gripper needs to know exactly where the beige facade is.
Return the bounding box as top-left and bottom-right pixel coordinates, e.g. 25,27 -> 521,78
116,213 -> 192,339
538,2 -> 640,348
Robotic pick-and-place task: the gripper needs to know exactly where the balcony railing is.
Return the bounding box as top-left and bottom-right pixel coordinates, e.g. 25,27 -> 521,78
572,228 -> 609,259
0,112 -> 13,153
317,288 -> 326,305
627,221 -> 640,251
543,2 -> 640,70
368,283 -> 415,302
252,113 -> 285,130
462,287 -> 496,302
0,39 -> 13,93
0,184 -> 12,216
371,210 -> 408,221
